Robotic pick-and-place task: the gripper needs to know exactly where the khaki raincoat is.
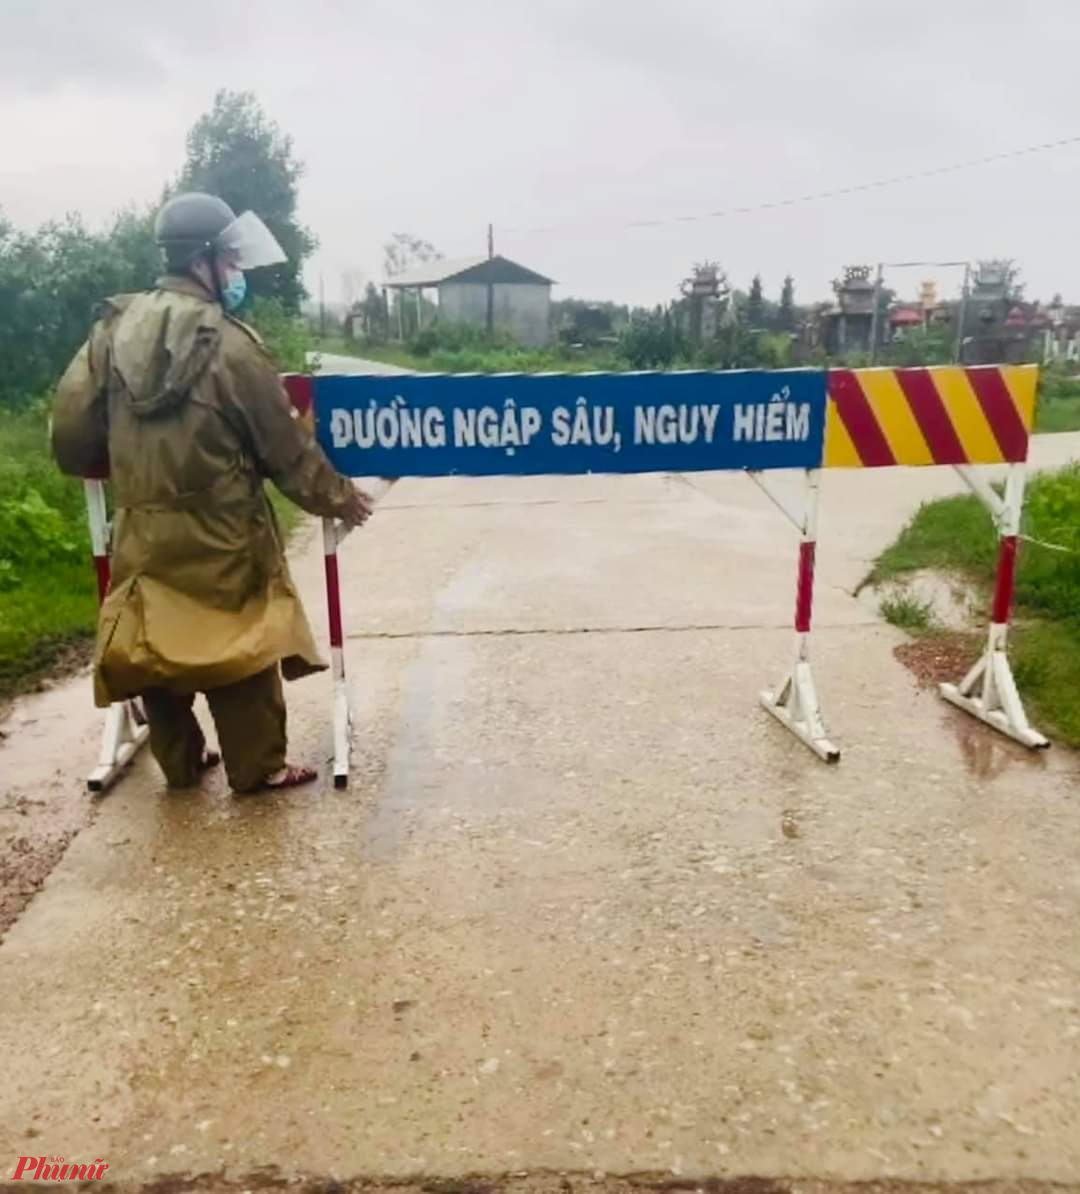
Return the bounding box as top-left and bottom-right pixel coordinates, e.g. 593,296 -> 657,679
52,276 -> 356,708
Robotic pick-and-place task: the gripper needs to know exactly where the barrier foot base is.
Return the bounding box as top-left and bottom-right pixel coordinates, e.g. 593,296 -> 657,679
88,700 -> 150,793
332,680 -> 352,789
761,660 -> 840,763
940,639 -> 1049,750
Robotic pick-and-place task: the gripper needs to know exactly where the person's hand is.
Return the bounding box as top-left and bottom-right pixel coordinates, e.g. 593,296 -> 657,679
341,484 -> 375,527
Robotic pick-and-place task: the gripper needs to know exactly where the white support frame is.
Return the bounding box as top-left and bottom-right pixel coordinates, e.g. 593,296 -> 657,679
83,479 -> 150,793
88,699 -> 150,794
940,463 -> 1049,749
752,468 -> 841,763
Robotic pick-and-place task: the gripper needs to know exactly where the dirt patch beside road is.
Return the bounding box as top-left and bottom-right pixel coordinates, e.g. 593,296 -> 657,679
0,670 -> 105,940
893,633 -> 981,688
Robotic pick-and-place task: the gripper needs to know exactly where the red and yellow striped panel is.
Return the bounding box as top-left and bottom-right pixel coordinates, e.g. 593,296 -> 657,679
824,365 -> 1038,468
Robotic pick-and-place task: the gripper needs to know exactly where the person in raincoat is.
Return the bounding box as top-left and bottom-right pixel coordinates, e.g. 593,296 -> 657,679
51,192 -> 372,793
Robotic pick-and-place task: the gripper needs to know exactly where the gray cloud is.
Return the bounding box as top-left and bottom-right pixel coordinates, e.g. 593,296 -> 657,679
1,0 -> 1078,306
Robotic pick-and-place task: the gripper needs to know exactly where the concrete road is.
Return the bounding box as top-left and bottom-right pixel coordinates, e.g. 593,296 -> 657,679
1,407 -> 1079,1190
312,350 -> 413,376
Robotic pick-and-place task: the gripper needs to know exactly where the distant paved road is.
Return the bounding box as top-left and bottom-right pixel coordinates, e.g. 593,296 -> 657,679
311,350 -> 413,376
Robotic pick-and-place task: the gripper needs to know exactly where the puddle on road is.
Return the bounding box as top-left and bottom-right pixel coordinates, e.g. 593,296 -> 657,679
948,712 -> 1052,781
362,560 -> 486,861
362,636 -> 472,861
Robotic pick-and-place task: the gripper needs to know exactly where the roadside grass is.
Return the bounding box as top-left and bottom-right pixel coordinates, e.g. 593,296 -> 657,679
1035,365 -> 1080,433
1036,395 -> 1080,433
0,405 -> 98,698
868,464 -> 1080,746
871,494 -> 999,582
879,588 -> 937,633
0,406 -> 304,703
313,335 -> 624,375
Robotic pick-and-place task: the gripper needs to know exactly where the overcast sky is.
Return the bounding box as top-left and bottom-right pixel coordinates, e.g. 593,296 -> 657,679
3,0 -> 1080,309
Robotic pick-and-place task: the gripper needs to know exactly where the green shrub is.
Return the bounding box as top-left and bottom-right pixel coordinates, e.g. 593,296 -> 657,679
407,321 -> 515,358
1038,362 -> 1080,404
879,587 -> 937,632
617,311 -> 684,369
0,405 -> 97,694
247,297 -> 312,372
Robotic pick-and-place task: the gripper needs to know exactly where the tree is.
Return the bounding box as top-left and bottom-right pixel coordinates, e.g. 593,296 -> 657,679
747,274 -> 765,329
617,306 -> 685,368
381,234 -> 442,338
356,282 -> 389,342
177,90 -> 315,312
383,233 -> 442,280
778,275 -> 796,331
0,207 -> 158,406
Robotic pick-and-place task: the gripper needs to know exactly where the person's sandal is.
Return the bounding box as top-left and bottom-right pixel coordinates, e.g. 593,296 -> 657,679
260,764 -> 318,791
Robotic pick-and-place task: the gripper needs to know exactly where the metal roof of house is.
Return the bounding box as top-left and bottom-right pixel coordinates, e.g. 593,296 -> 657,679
384,254 -> 555,288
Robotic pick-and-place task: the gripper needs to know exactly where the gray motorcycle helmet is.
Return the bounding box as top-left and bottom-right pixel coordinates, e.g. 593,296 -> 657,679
154,192 -> 237,272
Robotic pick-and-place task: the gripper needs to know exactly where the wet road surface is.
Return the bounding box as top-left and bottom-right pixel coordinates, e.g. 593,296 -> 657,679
1,421 -> 1079,1189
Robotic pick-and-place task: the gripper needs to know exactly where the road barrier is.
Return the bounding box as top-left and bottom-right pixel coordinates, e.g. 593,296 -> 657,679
823,365 -> 1046,749
82,363 -> 1043,792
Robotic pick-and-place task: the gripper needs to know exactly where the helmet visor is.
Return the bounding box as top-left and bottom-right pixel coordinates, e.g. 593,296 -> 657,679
215,211 -> 287,270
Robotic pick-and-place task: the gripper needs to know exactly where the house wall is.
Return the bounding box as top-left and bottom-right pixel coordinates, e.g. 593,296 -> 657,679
438,282 -> 551,346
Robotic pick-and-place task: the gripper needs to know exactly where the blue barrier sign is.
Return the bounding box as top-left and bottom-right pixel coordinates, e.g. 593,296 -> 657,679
314,370 -> 826,478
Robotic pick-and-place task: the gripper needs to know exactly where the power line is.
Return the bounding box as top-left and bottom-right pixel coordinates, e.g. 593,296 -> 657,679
482,132 -> 1080,244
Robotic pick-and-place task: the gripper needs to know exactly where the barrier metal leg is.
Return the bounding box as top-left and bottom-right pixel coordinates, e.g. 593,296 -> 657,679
83,479 -> 150,793
88,698 -> 149,794
755,468 -> 840,763
323,517 -> 353,788
940,463 -> 1049,749
319,480 -> 397,790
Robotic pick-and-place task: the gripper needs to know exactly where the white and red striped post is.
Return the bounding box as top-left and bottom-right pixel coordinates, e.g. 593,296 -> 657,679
758,468 -> 840,762
941,462 -> 1049,748
85,478 -> 112,604
284,369 -> 355,789
322,515 -> 352,789
82,479 -> 149,792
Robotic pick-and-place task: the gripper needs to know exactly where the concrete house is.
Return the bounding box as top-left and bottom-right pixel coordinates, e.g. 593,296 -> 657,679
384,255 -> 555,346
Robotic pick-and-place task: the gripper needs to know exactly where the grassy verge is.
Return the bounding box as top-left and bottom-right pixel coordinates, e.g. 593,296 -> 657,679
1035,365 -> 1080,433
0,406 -> 99,698
878,588 -> 938,633
312,335 -> 624,375
867,465 -> 1080,745
0,407 -> 305,703
1036,395 -> 1080,433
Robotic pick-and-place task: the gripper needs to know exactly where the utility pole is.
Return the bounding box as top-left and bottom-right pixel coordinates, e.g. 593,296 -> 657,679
954,262 -> 971,364
319,273 -> 326,339
869,259 -> 969,364
869,263 -> 884,364
486,222 -> 495,337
